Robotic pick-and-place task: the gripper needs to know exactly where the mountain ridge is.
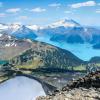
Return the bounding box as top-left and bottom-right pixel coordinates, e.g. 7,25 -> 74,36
0,33 -> 84,70
0,19 -> 100,44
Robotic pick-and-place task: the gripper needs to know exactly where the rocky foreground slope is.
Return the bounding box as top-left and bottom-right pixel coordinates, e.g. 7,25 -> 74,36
37,71 -> 100,100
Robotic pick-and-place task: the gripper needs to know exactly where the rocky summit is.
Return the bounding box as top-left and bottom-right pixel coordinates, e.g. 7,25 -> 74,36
37,71 -> 100,100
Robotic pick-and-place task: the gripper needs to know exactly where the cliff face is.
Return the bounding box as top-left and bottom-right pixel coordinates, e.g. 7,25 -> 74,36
37,71 -> 100,100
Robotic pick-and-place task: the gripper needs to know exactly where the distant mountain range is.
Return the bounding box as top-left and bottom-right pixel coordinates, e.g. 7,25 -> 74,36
89,56 -> 100,63
0,19 -> 100,45
1,23 -> 100,71
0,24 -> 37,40
38,19 -> 100,44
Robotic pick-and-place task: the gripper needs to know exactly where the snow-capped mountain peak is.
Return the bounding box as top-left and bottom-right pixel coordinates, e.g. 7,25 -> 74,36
18,25 -> 26,31
49,19 -> 81,28
9,24 -> 21,29
26,25 -> 40,31
0,23 -> 8,30
16,25 -> 38,33
11,25 -> 37,40
8,24 -> 21,33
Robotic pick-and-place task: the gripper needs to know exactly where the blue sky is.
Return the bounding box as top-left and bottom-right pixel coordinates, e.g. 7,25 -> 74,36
0,0 -> 100,26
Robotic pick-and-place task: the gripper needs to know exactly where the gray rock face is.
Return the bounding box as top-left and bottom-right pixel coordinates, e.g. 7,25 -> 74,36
37,71 -> 100,100
37,88 -> 100,100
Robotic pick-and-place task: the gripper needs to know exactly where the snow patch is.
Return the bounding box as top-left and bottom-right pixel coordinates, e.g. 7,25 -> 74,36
27,25 -> 40,31
0,34 -> 2,37
49,19 -> 80,28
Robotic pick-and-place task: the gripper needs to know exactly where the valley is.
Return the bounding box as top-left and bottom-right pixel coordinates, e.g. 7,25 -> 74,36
1,19 -> 100,60
0,19 -> 100,100
0,0 -> 100,100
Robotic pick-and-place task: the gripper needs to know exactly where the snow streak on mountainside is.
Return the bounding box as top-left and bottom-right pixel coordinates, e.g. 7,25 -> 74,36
26,25 -> 42,31
49,19 -> 81,28
0,24 -> 37,40
10,25 -> 37,40
0,23 -> 8,31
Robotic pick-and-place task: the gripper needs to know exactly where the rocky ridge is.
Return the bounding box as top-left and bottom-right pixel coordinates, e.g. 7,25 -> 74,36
37,71 -> 100,100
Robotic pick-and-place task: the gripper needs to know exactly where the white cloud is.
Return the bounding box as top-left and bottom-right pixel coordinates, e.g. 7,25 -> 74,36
0,2 -> 3,7
19,16 -> 28,20
49,3 -> 61,7
30,7 -> 46,12
0,13 -> 6,17
6,8 -> 21,13
71,1 -> 96,8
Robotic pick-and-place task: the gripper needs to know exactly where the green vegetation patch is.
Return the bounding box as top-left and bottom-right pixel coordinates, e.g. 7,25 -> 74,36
73,65 -> 86,71
15,59 -> 44,69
